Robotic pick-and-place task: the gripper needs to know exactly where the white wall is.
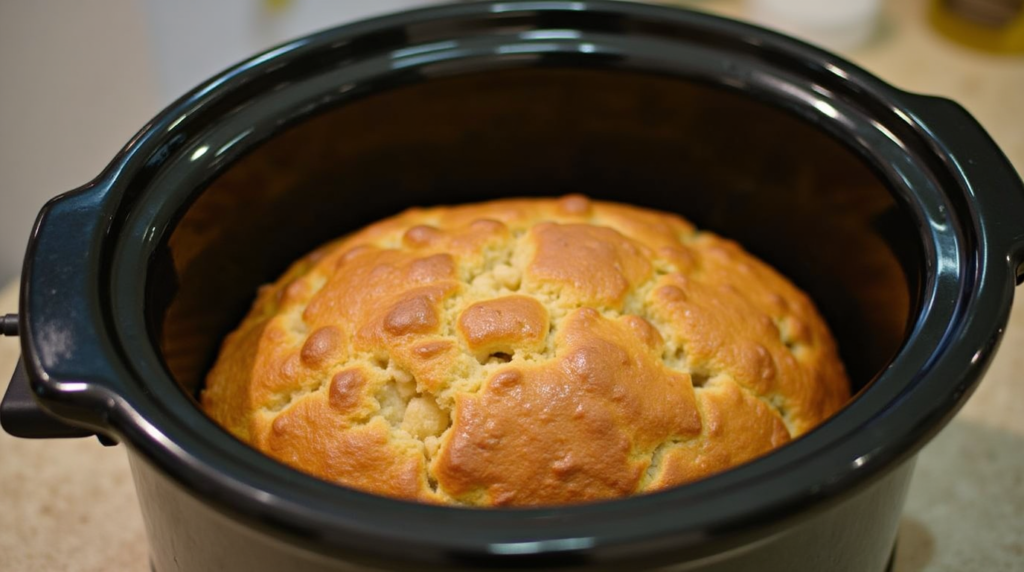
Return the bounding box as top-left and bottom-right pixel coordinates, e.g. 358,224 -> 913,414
0,0 -> 434,283
0,0 -> 158,283
143,0 -> 434,103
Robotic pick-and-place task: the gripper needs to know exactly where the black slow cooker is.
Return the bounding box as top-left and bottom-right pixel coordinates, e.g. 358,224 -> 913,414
2,2 -> 1023,571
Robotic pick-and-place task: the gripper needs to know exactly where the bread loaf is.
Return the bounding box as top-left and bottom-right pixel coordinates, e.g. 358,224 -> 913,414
202,195 -> 849,506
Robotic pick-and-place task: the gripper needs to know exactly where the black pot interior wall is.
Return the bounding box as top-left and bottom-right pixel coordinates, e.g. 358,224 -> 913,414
150,68 -> 921,402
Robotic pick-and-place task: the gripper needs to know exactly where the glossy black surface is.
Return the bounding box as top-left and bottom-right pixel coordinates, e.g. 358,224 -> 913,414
1,358 -> 93,439
157,68 -> 918,398
11,1 -> 1024,570
130,449 -> 913,571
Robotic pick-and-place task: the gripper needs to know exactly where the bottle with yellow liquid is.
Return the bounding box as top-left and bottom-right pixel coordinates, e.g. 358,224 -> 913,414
930,0 -> 1024,53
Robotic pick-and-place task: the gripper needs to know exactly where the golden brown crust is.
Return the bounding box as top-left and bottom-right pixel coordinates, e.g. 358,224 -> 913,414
457,295 -> 549,358
201,195 -> 849,506
435,308 -> 702,505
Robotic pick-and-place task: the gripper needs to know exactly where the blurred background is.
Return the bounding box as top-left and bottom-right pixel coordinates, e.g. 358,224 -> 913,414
1,0 -> 1022,283
0,0 -> 434,283
0,2 -> 1022,571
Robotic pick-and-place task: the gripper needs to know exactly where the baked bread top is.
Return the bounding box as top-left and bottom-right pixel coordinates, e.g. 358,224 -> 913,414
202,195 -> 849,506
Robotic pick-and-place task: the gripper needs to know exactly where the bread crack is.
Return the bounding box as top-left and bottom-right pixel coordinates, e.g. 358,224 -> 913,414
774,315 -> 804,356
733,382 -> 794,438
259,372 -> 330,414
639,439 -> 680,491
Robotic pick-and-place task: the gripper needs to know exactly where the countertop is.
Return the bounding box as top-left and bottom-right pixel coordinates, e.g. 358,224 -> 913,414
1,0 -> 1022,570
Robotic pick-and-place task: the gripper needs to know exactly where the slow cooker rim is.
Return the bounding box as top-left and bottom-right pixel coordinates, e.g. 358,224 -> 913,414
17,0 -> 1024,566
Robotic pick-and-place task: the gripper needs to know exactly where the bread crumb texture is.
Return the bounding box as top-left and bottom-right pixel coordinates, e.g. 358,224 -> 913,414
202,195 -> 849,506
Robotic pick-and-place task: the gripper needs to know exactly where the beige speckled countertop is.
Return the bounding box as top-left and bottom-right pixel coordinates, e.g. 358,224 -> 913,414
1,0 -> 1022,570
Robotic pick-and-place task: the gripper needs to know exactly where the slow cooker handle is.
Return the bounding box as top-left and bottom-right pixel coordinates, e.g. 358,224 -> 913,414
14,180 -> 127,445
1,355 -> 98,440
902,93 -> 1024,285
1,313 -> 113,442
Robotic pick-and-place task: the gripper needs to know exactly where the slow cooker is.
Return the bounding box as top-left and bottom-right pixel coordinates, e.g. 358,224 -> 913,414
2,1 -> 1023,571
